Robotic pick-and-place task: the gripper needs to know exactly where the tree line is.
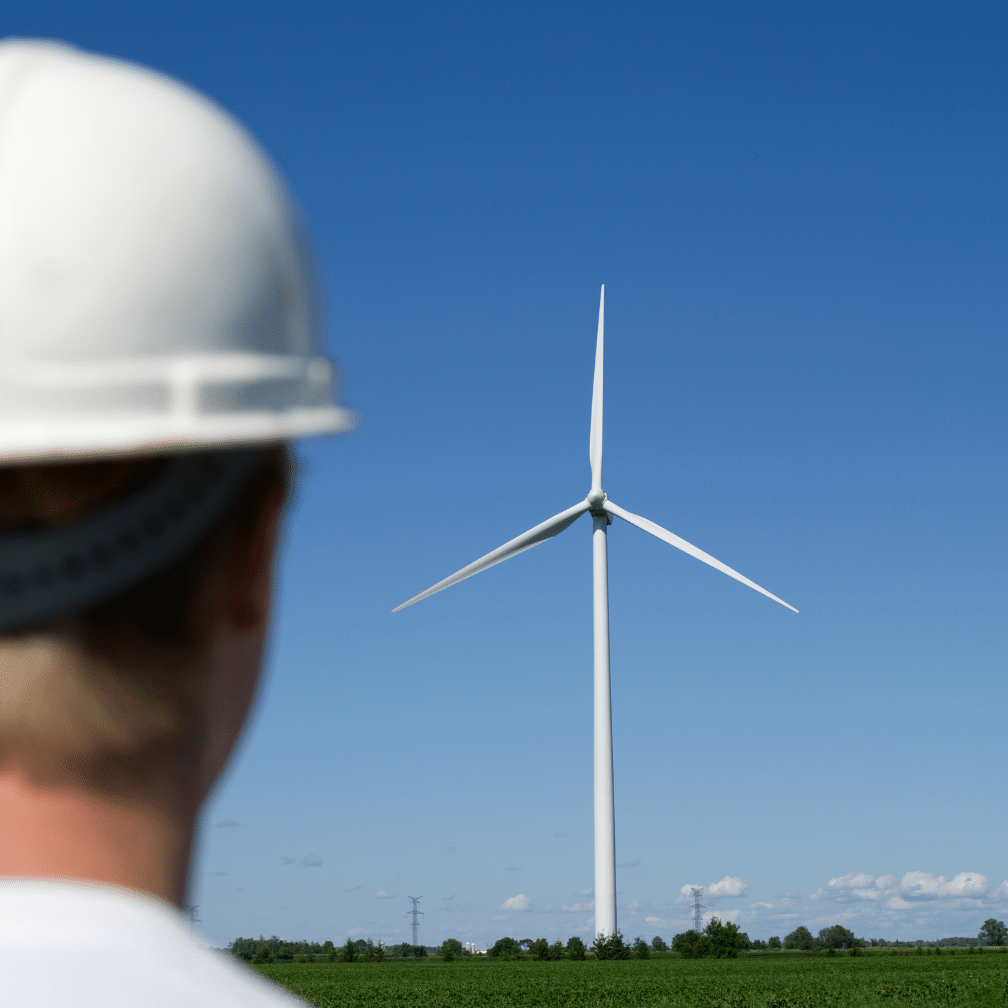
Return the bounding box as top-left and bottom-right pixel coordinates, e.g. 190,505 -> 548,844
230,918 -> 1006,965
229,936 -> 436,963
780,919 -> 1007,952
485,920 -> 748,961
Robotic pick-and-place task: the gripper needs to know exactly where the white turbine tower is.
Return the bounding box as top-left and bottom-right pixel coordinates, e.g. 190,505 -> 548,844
394,286 -> 797,938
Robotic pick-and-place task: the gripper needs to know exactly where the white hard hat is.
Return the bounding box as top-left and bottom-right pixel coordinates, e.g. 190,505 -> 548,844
0,40 -> 354,630
0,39 -> 353,464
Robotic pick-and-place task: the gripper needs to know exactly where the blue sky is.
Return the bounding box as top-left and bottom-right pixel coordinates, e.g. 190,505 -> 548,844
12,1 -> 1007,947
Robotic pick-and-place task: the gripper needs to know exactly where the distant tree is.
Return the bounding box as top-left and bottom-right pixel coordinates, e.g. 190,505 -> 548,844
651,935 -> 668,952
631,936 -> 650,959
672,931 -> 701,956
784,926 -> 814,950
253,942 -> 272,964
819,925 -> 856,950
342,938 -> 356,962
592,930 -> 629,960
530,938 -> 550,960
750,939 -> 767,950
566,935 -> 587,961
441,938 -> 462,961
229,938 -> 256,960
519,938 -> 534,950
488,936 -> 523,959
293,941 -> 316,963
768,936 -> 782,950
704,918 -> 747,959
979,920 -> 1008,946
547,941 -> 565,960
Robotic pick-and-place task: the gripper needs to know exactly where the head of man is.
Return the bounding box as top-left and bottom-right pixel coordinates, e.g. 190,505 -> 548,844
0,41 -> 351,907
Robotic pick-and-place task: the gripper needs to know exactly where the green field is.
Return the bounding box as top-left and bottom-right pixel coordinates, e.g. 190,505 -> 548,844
253,952 -> 1008,1007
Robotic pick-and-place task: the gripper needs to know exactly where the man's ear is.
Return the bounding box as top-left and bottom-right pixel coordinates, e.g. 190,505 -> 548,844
225,483 -> 285,633
197,481 -> 286,801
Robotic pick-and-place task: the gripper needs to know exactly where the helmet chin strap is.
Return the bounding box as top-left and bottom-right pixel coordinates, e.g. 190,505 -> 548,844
0,451 -> 256,632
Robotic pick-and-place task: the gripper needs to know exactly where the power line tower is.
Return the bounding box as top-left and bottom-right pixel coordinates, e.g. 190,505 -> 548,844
406,895 -> 423,947
690,888 -> 705,934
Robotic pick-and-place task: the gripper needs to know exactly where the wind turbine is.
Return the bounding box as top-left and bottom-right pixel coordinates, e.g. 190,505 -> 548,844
393,286 -> 796,939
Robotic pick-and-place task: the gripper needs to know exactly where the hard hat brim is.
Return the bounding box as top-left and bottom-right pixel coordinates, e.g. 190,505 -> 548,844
0,405 -> 356,465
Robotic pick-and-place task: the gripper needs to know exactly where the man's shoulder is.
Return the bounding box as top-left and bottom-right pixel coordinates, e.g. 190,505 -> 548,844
0,879 -> 309,1007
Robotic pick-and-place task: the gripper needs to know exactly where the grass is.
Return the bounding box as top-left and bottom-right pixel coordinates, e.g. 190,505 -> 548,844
251,951 -> 1008,1006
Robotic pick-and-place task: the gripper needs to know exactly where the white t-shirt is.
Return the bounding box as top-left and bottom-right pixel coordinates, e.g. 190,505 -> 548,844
0,880 -> 309,1007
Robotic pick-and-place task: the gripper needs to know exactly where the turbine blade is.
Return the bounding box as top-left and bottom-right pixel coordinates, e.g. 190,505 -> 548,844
589,284 -> 604,491
602,500 -> 798,613
393,501 -> 590,612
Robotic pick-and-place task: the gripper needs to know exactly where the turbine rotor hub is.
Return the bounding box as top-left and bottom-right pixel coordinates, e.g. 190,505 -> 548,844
586,489 -> 607,512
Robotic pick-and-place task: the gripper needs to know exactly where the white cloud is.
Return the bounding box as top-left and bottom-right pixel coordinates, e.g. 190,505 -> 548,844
562,901 -> 594,913
831,872 -> 874,890
343,884 -> 362,892
810,873 -> 897,902
216,819 -> 240,828
299,853 -> 323,868
492,915 -> 509,921
618,859 -> 641,868
578,889 -> 593,896
500,894 -> 532,912
645,916 -> 663,926
708,876 -> 748,898
991,880 -> 1008,900
680,883 -> 703,899
373,890 -> 397,899
900,871 -> 987,900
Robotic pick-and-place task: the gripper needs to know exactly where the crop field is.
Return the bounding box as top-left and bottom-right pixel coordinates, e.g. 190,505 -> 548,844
253,952 -> 1008,1007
